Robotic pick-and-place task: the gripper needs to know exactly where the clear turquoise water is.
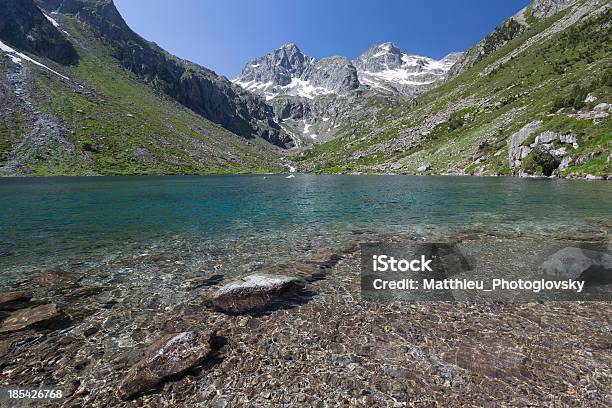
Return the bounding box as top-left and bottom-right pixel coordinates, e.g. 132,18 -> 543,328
1,175 -> 610,276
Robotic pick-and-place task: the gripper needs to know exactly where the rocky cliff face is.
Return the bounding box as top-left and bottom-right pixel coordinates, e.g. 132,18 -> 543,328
33,0 -> 290,147
0,0 -> 77,65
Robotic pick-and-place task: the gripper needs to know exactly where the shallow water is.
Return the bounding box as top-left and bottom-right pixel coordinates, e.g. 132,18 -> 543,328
0,175 -> 611,406
1,175 -> 610,279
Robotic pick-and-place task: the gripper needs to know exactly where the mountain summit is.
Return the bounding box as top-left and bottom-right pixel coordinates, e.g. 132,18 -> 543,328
234,42 -> 462,99
234,43 -> 359,100
354,42 -> 463,95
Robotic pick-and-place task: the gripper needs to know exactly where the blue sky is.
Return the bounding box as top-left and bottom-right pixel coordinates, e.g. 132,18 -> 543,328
114,0 -> 531,79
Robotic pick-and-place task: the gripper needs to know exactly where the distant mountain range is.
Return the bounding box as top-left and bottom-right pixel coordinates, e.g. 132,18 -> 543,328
233,42 -> 463,99
0,0 -> 609,178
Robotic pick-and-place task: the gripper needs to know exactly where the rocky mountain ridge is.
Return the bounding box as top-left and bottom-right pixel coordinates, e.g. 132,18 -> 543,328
234,42 -> 462,99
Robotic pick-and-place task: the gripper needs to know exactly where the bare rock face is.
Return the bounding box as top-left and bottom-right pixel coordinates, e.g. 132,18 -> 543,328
531,0 -> 577,18
0,303 -> 63,333
0,291 -> 32,311
209,274 -> 304,313
117,331 -> 213,400
507,120 -> 543,174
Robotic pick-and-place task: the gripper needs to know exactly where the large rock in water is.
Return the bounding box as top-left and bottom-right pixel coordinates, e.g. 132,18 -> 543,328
0,303 -> 64,333
541,247 -> 612,283
0,291 -> 32,311
209,274 -> 304,313
117,331 -> 213,400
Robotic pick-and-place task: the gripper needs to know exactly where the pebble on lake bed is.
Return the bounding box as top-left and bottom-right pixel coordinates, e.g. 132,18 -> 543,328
117,331 -> 213,400
208,274 -> 304,314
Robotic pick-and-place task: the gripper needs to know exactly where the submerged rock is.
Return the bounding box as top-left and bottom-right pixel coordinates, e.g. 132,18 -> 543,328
0,303 -> 64,333
209,274 -> 304,313
541,247 -> 612,283
117,331 -> 213,400
0,291 -> 32,311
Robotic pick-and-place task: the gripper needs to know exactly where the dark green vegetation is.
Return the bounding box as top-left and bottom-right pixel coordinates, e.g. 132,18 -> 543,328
0,0 -> 285,175
296,0 -> 611,177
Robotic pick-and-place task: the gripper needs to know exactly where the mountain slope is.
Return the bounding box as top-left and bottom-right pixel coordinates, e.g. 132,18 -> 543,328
294,0 -> 611,178
0,0 -> 285,176
33,0 -> 290,148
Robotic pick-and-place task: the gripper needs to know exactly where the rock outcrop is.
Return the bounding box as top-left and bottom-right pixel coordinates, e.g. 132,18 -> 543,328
234,43 -> 359,99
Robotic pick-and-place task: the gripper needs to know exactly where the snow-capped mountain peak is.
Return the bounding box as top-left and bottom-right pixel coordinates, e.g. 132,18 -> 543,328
233,42 -> 463,99
233,43 -> 358,100
354,42 -> 463,95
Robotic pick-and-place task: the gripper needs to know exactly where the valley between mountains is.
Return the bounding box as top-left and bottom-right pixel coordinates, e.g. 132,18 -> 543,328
0,0 -> 610,178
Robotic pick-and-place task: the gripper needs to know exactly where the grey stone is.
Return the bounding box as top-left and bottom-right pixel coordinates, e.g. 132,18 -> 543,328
530,0 -> 577,19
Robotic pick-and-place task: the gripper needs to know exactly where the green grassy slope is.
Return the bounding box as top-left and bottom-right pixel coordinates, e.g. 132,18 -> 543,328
295,0 -> 611,177
0,14 -> 284,176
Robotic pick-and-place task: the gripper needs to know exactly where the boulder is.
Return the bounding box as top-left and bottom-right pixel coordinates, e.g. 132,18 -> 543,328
541,247 -> 612,283
117,331 -> 213,400
209,274 -> 304,313
534,131 -> 558,145
0,304 -> 64,333
417,163 -> 431,172
0,291 -> 32,311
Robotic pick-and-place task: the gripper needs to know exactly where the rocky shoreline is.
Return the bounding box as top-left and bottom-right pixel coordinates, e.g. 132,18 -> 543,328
0,229 -> 611,407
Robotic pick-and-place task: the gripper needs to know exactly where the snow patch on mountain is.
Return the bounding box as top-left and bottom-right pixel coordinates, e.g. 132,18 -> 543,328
0,39 -> 69,79
44,13 -> 60,28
